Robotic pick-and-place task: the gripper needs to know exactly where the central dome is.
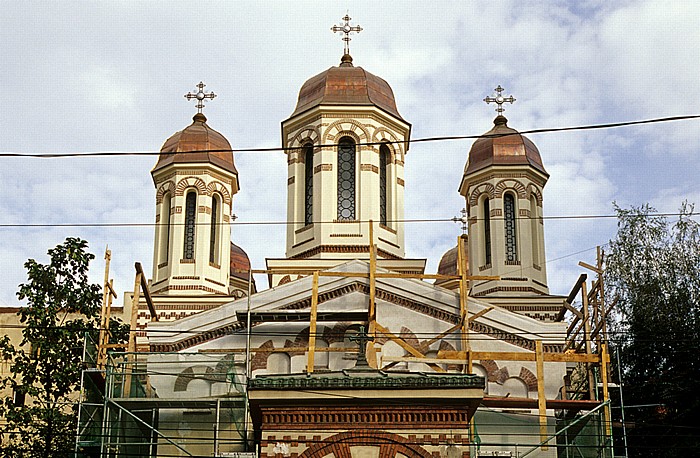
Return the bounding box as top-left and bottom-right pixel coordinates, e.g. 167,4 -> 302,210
290,54 -> 404,120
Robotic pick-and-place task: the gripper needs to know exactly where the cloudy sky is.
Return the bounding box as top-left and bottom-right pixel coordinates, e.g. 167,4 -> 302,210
0,1 -> 698,306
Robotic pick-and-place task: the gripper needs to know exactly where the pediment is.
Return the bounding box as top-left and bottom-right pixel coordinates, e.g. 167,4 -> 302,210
148,259 -> 565,353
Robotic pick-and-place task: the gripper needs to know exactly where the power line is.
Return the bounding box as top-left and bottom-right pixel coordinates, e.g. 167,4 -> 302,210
0,114 -> 698,158
0,211 -> 696,228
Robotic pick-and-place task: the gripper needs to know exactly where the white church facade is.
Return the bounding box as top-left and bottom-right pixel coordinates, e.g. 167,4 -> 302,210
82,17 -> 611,458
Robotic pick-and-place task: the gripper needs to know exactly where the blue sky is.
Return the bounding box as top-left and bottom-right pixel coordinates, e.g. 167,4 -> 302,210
0,1 -> 698,305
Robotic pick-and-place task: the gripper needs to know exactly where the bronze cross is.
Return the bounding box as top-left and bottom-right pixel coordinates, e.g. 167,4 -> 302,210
349,325 -> 374,367
331,14 -> 363,56
185,81 -> 217,114
483,85 -> 515,115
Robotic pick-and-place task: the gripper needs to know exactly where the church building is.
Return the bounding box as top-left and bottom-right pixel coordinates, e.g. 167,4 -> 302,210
82,15 -> 611,458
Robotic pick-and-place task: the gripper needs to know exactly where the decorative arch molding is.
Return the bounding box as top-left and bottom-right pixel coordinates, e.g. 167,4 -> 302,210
283,327 -> 310,357
175,177 -> 207,196
173,365 -> 218,392
298,430 -> 433,458
323,118 -> 369,144
290,126 -> 321,148
494,179 -> 527,199
527,184 -> 543,206
206,181 -> 232,205
468,183 -> 496,207
155,181 -> 175,204
250,340 -> 275,371
371,128 -> 402,158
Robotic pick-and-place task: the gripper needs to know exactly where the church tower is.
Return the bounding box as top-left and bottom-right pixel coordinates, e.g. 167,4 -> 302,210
268,16 -> 424,286
459,87 -> 549,297
150,83 -> 240,296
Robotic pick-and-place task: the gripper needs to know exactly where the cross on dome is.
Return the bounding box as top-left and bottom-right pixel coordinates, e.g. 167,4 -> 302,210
184,81 -> 217,114
483,85 -> 515,115
331,14 -> 363,56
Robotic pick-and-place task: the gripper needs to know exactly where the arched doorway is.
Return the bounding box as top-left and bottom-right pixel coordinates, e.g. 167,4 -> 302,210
299,430 -> 433,458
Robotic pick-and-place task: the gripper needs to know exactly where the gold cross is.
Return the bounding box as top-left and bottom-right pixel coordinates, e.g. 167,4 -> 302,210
184,81 -> 217,114
331,14 -> 363,56
483,85 -> 515,115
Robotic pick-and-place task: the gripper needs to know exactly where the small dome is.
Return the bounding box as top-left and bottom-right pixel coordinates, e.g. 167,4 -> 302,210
464,116 -> 547,177
289,54 -> 404,120
153,113 -> 237,175
435,236 -> 468,289
229,242 -> 251,281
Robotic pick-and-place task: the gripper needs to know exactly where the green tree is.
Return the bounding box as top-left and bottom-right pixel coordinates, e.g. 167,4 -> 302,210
606,203 -> 700,457
0,238 -> 126,457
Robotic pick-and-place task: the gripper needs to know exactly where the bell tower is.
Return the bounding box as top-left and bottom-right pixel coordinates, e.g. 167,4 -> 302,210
150,82 -> 240,296
266,16 -> 425,287
459,87 -> 549,297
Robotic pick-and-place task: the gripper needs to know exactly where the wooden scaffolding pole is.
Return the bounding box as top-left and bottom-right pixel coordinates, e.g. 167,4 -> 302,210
457,235 -> 471,373
306,271 -> 319,373
97,248 -> 117,369
536,340 -> 548,450
124,270 -> 142,397
368,220 -> 378,368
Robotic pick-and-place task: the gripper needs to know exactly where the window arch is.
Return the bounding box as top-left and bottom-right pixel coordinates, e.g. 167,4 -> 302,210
183,191 -> 197,259
337,136 -> 356,221
304,144 -> 314,225
209,193 -> 222,264
504,193 -> 518,262
483,197 -> 492,265
379,144 -> 390,226
159,192 -> 172,264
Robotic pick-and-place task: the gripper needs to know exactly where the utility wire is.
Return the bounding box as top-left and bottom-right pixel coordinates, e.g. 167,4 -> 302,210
0,114 -> 698,158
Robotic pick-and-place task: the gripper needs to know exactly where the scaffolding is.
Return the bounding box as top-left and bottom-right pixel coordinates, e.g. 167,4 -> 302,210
76,226 -> 620,457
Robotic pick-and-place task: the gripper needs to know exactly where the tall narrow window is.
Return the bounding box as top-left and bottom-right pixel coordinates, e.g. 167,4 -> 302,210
530,195 -> 540,266
209,194 -> 220,264
183,191 -> 197,259
379,144 -> 389,225
304,144 -> 314,225
504,193 -> 518,262
337,137 -> 356,221
483,198 -> 492,265
160,193 -> 172,264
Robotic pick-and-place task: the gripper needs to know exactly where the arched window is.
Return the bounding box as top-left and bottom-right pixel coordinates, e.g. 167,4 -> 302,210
160,192 -> 171,264
379,144 -> 390,226
504,193 -> 518,262
483,198 -> 492,265
304,144 -> 314,225
337,137 -> 356,221
183,191 -> 197,259
209,194 -> 221,264
530,195 -> 540,266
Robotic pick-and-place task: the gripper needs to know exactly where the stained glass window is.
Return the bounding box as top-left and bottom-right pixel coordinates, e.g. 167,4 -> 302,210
379,144 -> 389,225
304,144 -> 314,225
184,191 -> 196,259
483,198 -> 491,265
209,195 -> 218,264
504,193 -> 518,262
337,137 -> 356,221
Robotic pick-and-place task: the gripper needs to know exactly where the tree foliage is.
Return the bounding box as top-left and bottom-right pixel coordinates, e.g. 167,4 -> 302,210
0,238 -> 127,457
606,203 -> 700,456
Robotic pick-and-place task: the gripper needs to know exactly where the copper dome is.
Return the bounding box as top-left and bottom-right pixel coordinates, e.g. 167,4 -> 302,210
153,113 -> 237,175
464,116 -> 547,177
289,54 -> 404,120
229,242 -> 251,281
434,236 -> 468,289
